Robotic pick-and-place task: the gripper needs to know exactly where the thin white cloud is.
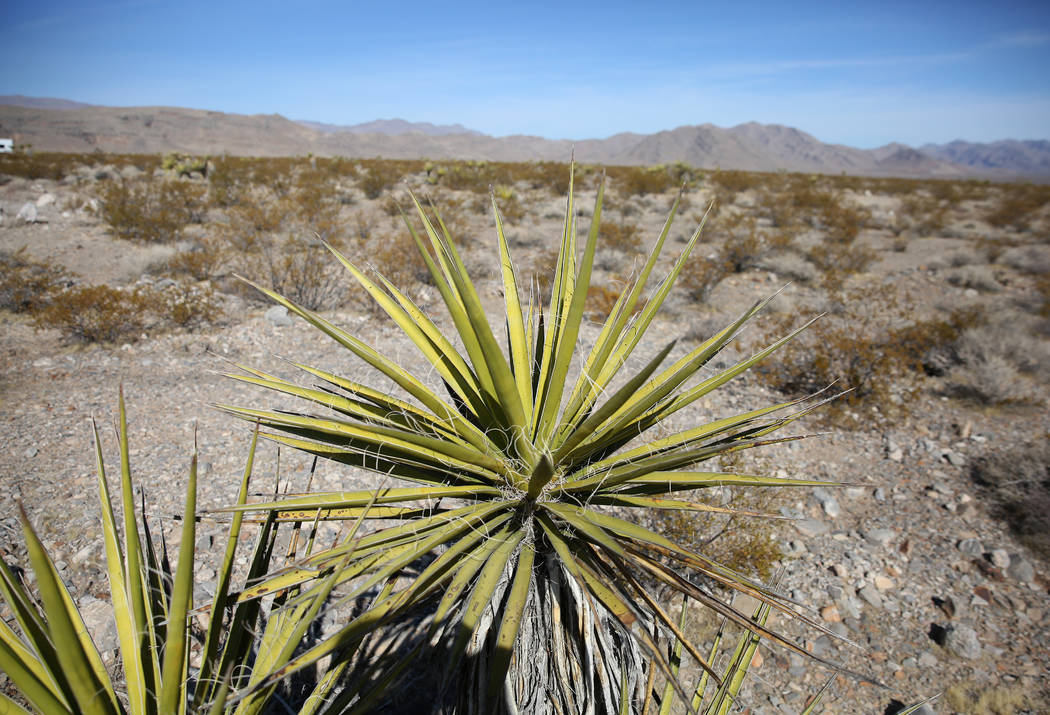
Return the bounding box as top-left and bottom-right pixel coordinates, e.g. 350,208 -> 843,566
988,31 -> 1050,48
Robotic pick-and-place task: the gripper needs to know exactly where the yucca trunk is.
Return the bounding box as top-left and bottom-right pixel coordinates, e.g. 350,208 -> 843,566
452,552 -> 650,715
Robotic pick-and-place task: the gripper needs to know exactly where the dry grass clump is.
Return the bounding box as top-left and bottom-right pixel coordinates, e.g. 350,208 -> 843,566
945,264 -> 1002,292
96,177 -> 207,243
599,219 -> 643,253
0,248 -> 73,313
969,440 -> 1050,563
945,682 -> 1041,715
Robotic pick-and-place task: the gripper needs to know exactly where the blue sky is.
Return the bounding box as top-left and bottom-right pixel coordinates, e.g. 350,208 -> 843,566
2,1 -> 1048,147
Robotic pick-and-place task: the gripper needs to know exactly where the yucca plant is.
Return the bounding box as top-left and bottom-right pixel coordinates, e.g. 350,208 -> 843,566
216,166 -> 856,713
0,393 -> 374,714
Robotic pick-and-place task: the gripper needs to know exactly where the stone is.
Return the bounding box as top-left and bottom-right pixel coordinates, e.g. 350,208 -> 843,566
945,450 -> 966,466
943,623 -> 982,660
1007,557 -> 1035,584
873,487 -> 886,502
36,193 -> 56,207
794,518 -> 829,537
863,528 -> 895,547
264,305 -> 293,327
16,202 -> 37,223
958,538 -> 984,558
989,549 -> 1011,569
79,598 -> 118,652
888,448 -> 904,462
820,605 -> 842,623
831,563 -> 849,578
874,575 -> 895,591
23,446 -> 38,459
821,497 -> 840,518
858,584 -> 883,608
918,651 -> 938,667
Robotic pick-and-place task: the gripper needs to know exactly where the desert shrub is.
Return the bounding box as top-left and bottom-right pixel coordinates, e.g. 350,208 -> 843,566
0,247 -> 72,313
707,169 -> 763,195
680,253 -> 732,303
357,160 -> 408,198
34,282 -> 222,342
609,164 -> 678,196
491,185 -> 526,223
944,322 -> 1050,404
719,216 -> 792,273
34,285 -> 155,342
650,485 -> 783,580
222,191 -> 294,251
0,151 -> 83,181
807,240 -> 877,291
600,220 -> 642,253
945,265 -> 1001,292
239,236 -> 348,311
897,193 -> 949,236
161,151 -> 209,177
969,440 -> 1050,562
751,292 -> 983,420
154,237 -> 228,281
998,244 -> 1050,275
364,231 -> 434,291
984,184 -> 1050,232
520,160 -> 573,195
97,177 -> 207,243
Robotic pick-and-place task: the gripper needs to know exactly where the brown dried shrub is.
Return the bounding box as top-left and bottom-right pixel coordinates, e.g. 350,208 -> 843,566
0,248 -> 72,313
97,178 -> 207,243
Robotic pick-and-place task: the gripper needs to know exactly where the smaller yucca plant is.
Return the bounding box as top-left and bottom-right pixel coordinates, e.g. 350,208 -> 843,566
215,165 -> 865,713
0,392 -> 369,714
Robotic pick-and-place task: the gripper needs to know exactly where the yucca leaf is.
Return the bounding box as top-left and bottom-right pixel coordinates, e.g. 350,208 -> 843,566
18,505 -> 117,715
157,451 -> 196,715
92,418 -> 151,713
493,191 -> 534,416
192,425 -> 259,710
0,617 -> 72,714
534,179 -> 604,448
488,542 -> 536,703
553,339 -> 677,463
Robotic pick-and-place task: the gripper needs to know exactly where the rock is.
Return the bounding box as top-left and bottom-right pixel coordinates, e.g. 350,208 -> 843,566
16,202 -> 37,223
23,446 -> 38,459
831,563 -> 849,578
1007,557 -> 1035,584
873,487 -> 886,502
794,518 -> 829,537
888,448 -> 904,462
957,538 -> 983,558
36,193 -> 56,207
811,487 -> 841,518
874,575 -> 895,591
858,584 -> 883,608
943,623 -> 982,660
945,450 -> 966,466
989,549 -> 1010,569
155,278 -> 177,290
264,305 -> 293,327
79,598 -> 118,652
73,542 -> 98,565
918,651 -> 938,667
820,605 -> 842,622
863,528 -> 895,547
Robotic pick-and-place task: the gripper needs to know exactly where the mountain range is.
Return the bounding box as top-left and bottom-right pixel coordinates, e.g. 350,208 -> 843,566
1,96 -> 1047,180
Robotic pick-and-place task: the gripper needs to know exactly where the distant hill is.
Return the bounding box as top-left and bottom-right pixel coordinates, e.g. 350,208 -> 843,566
920,139 -> 1050,177
0,97 -> 1046,179
0,95 -> 96,110
295,118 -> 484,136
